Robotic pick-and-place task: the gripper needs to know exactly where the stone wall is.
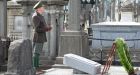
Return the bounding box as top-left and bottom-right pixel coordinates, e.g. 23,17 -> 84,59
7,1 -> 23,41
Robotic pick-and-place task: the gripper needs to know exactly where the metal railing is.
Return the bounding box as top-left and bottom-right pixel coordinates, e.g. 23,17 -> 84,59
89,37 -> 140,66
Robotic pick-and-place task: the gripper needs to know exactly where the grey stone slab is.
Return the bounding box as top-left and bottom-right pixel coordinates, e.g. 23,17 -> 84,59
5,39 -> 35,75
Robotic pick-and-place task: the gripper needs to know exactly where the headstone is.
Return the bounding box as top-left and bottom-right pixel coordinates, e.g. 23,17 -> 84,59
5,39 -> 35,75
63,54 -> 101,75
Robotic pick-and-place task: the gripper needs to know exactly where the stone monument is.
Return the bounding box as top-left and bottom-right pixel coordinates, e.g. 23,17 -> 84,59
58,0 -> 89,57
5,39 -> 35,75
47,0 -> 66,59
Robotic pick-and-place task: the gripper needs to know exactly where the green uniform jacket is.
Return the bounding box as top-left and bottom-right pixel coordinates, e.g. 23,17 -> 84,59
32,12 -> 47,43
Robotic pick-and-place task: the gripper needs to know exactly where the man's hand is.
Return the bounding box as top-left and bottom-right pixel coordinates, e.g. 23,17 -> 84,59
44,26 -> 52,32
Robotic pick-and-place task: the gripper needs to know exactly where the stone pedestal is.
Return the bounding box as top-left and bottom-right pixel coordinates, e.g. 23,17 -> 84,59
5,39 -> 35,75
59,31 -> 89,57
55,0 -> 89,65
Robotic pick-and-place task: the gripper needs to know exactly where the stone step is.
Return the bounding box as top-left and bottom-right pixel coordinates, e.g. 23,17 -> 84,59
39,64 -> 52,70
39,56 -> 50,60
0,64 -> 7,72
39,60 -> 55,66
39,51 -> 50,56
55,57 -> 64,64
52,64 -> 72,69
39,55 -> 56,60
39,52 -> 46,56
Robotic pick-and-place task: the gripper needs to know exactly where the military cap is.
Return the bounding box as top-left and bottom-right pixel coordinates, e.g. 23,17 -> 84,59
33,1 -> 44,9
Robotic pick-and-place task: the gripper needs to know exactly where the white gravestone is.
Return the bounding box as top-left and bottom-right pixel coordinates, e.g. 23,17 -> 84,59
63,54 -> 101,75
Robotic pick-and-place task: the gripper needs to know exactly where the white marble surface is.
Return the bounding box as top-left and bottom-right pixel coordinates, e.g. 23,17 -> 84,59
41,66 -> 140,75
0,66 -> 139,75
63,54 -> 101,75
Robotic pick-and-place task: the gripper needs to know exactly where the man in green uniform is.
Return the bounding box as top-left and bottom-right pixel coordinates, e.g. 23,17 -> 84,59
32,1 -> 52,69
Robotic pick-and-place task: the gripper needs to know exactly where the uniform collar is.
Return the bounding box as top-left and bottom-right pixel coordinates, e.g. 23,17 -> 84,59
36,11 -> 43,16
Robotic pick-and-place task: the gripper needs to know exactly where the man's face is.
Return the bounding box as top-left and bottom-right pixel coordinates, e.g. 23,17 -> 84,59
37,7 -> 45,14
40,7 -> 45,13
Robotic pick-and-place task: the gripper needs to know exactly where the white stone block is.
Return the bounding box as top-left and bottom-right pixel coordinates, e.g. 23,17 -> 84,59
136,70 -> 140,75
63,54 -> 101,75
